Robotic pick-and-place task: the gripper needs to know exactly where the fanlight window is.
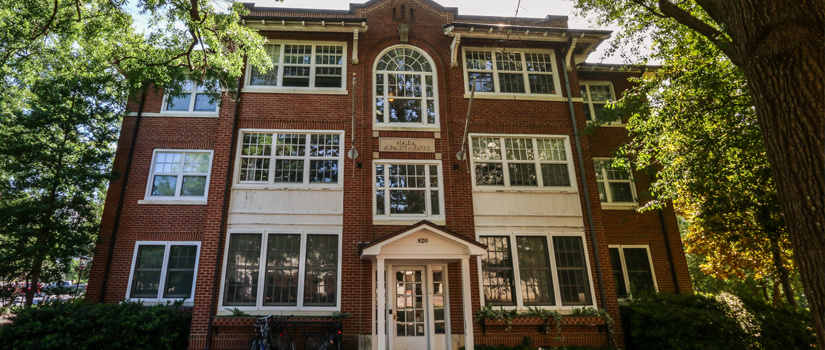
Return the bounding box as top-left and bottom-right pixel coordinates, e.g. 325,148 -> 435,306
374,47 -> 438,127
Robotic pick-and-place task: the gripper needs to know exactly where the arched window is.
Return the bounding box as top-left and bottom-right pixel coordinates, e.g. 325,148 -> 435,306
374,46 -> 439,127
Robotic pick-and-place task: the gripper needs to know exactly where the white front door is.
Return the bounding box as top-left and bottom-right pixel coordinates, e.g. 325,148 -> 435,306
391,265 -> 448,350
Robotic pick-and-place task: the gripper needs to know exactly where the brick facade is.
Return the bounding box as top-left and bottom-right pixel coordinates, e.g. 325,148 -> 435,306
86,0 -> 691,349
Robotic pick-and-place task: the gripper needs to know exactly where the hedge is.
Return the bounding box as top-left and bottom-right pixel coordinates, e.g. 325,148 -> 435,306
0,299 -> 191,350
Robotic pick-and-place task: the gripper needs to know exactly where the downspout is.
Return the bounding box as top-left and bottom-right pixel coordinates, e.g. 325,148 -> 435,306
658,210 -> 681,293
561,38 -> 612,346
205,74 -> 245,349
99,88 -> 147,303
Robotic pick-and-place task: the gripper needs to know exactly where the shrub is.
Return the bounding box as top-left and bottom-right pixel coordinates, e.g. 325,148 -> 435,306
621,293 -> 752,350
739,296 -> 816,349
622,292 -> 816,350
0,299 -> 191,350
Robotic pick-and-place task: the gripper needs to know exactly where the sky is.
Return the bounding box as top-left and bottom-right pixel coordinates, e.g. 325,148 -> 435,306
249,0 -> 627,63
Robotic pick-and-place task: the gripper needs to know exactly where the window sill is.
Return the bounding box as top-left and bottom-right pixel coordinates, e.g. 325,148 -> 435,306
600,203 -> 638,210
463,93 -> 581,102
372,125 -> 441,132
241,87 -> 348,95
215,308 -> 339,317
373,219 -> 446,226
127,112 -> 219,118
123,298 -> 194,306
138,199 -> 208,205
586,121 -> 626,128
232,184 -> 343,191
472,187 -> 578,194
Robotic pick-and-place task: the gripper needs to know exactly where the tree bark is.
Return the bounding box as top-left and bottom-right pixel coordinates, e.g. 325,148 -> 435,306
718,0 -> 825,345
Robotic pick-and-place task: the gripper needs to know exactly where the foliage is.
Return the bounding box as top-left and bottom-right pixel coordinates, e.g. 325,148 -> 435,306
0,0 -> 273,306
621,292 -> 815,350
0,299 -> 192,349
474,304 -> 615,347
223,307 -> 249,316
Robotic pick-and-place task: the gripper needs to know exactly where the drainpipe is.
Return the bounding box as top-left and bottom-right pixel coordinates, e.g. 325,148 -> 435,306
658,209 -> 681,293
561,38 -> 612,346
205,74 -> 245,350
99,88 -> 147,303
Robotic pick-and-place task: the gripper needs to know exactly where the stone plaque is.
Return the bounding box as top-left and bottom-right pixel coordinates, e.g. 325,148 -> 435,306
379,138 -> 435,153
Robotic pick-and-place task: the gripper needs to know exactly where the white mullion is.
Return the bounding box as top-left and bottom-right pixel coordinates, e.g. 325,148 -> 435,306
156,244 -> 172,300
424,165 -> 432,215
520,53 -> 531,94
382,73 -> 389,125
297,231 -> 308,308
491,50 -> 501,93
174,153 -> 185,197
602,167 -> 614,203
499,137 -> 511,186
509,234 -> 524,308
257,232 -> 269,309
531,138 -> 544,187
618,248 -> 632,298
303,133 -> 311,184
277,45 -> 286,88
268,133 -> 277,185
309,45 -> 317,88
419,73 -> 426,126
547,235 -> 563,307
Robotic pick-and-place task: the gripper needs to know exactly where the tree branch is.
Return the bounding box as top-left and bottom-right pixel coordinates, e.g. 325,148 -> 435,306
657,0 -> 742,66
630,0 -> 667,18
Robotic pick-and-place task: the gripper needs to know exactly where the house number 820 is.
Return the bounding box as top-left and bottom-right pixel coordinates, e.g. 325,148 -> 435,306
418,238 -> 428,244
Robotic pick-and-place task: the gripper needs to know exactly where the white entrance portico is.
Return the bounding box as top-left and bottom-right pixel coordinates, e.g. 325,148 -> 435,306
361,221 -> 487,350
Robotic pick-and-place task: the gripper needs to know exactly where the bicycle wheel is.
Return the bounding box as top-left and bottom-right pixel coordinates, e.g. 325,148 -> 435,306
303,333 -> 325,350
250,338 -> 268,350
275,336 -> 294,350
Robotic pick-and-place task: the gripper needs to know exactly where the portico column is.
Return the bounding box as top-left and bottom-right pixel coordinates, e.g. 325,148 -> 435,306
377,258 -> 386,349
461,257 -> 474,349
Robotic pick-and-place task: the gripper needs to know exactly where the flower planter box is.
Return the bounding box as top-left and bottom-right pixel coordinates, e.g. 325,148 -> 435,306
479,316 -> 606,334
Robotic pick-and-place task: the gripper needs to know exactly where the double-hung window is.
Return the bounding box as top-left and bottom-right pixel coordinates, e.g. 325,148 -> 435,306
463,48 -> 560,96
127,241 -> 200,302
479,234 -> 594,308
374,161 -> 443,220
237,131 -> 342,186
609,245 -> 657,299
248,43 -> 346,89
579,82 -> 617,122
145,150 -> 213,201
470,135 -> 573,189
221,232 -> 340,310
594,159 -> 637,205
163,81 -> 218,113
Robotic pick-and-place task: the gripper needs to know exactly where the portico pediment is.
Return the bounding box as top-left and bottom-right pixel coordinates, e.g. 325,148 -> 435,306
360,221 -> 486,259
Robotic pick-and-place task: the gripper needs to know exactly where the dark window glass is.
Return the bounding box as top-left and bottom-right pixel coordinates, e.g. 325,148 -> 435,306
480,236 -> 516,305
303,235 -> 338,306
553,236 -> 593,306
223,234 -> 261,306
163,245 -> 197,298
130,245 -> 165,298
516,236 -> 555,305
623,248 -> 655,296
610,248 -> 628,299
264,234 -> 301,306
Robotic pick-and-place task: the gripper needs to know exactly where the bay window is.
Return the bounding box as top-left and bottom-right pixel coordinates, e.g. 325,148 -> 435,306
237,131 -> 342,186
463,48 -> 560,96
248,43 -> 346,89
470,135 -> 573,189
479,234 -> 594,308
222,232 -> 340,309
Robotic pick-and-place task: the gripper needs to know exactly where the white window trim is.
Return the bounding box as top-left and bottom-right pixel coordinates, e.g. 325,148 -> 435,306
468,133 -> 578,192
372,44 -> 441,129
233,129 -> 345,190
594,157 -> 639,209
160,83 -> 220,116
143,149 -> 214,203
217,229 -> 342,313
372,159 -> 445,222
579,81 -> 623,127
125,241 -> 201,305
475,231 -> 598,311
609,244 -> 659,300
242,40 -> 348,94
461,47 -> 562,99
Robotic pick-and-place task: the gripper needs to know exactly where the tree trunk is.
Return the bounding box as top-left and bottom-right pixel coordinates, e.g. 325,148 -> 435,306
769,234 -> 797,307
720,0 -> 825,346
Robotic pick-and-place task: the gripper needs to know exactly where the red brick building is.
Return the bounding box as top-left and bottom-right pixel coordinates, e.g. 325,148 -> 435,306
86,0 -> 691,349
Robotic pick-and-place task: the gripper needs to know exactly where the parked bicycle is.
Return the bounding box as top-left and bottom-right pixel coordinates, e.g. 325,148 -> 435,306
303,316 -> 343,350
250,315 -> 294,350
